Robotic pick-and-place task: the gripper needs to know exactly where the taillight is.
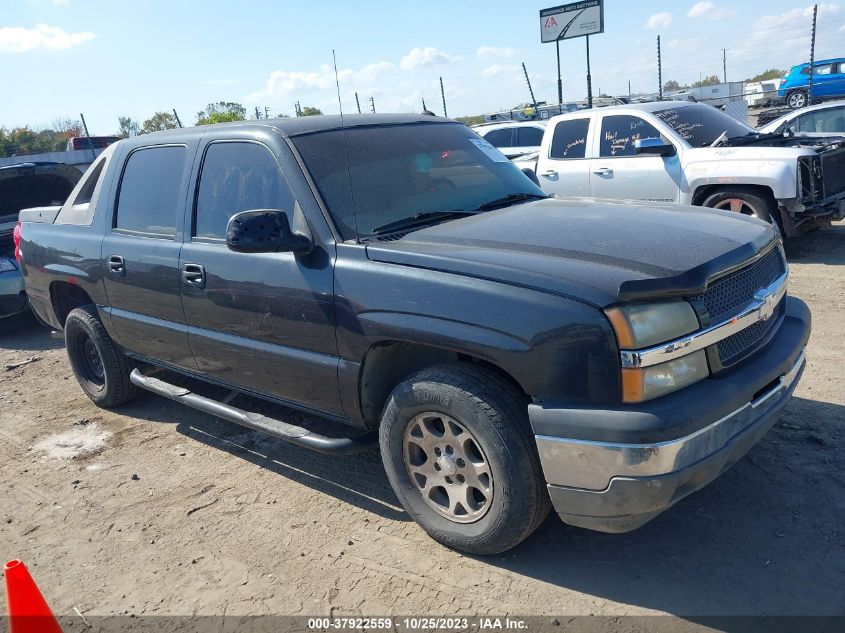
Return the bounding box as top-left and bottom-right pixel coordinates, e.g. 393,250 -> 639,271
780,78 -> 786,85
13,221 -> 22,263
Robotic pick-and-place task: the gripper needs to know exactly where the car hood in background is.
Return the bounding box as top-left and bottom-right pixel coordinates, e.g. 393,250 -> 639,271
365,197 -> 778,307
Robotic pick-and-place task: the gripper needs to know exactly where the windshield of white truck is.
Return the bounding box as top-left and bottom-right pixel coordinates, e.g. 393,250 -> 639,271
292,122 -> 546,240
653,105 -> 755,147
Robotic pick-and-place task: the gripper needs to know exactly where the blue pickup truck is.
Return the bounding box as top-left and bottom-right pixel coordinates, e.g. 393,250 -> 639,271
779,57 -> 845,109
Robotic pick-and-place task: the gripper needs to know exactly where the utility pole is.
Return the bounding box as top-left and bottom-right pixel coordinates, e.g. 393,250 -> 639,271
172,109 -> 183,128
295,101 -> 302,117
657,36 -> 663,101
522,62 -> 538,113
79,113 -> 95,161
369,96 -> 375,113
440,76 -> 447,117
628,80 -> 631,100
355,92 -> 361,114
722,49 -> 727,83
809,3 -> 818,104
556,40 -> 563,114
586,35 -> 593,108
255,107 -> 261,120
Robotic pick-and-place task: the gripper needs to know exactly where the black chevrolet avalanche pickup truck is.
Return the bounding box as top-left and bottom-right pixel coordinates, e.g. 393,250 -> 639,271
18,115 -> 810,554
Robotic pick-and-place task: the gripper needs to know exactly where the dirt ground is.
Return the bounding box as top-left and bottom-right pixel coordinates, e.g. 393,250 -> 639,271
1,224 -> 843,628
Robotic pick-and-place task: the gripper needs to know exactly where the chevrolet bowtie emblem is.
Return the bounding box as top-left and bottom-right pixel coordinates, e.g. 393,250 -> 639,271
754,288 -> 777,322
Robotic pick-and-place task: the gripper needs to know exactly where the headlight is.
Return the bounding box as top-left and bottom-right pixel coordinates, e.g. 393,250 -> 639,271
606,301 -> 708,403
605,301 -> 699,348
621,350 -> 709,403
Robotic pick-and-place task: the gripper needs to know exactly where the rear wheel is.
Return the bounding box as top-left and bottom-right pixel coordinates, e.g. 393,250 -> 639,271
65,305 -> 136,407
702,187 -> 776,224
787,90 -> 808,109
379,363 -> 550,555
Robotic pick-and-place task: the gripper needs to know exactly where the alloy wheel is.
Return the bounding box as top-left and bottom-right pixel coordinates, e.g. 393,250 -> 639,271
402,412 -> 494,523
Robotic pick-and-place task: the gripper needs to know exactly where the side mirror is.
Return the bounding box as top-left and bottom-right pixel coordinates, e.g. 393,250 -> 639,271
226,209 -> 312,254
634,137 -> 677,157
521,167 -> 540,186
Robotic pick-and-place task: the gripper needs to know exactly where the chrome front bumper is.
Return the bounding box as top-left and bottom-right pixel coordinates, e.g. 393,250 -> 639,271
533,326 -> 807,534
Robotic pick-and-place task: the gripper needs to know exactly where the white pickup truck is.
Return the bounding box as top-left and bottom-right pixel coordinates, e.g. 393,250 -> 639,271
531,102 -> 845,236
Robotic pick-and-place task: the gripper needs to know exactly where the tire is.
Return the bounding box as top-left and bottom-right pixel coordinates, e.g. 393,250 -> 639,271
702,186 -> 776,224
787,90 -> 808,110
65,305 -> 136,408
379,363 -> 551,555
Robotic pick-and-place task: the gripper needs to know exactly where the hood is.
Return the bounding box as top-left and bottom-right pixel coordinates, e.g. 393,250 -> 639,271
365,197 -> 778,307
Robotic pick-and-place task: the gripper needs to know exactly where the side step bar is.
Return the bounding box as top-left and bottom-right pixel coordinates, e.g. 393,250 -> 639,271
129,368 -> 377,455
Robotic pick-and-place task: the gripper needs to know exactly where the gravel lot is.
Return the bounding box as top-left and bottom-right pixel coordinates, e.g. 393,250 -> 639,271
1,224 -> 843,627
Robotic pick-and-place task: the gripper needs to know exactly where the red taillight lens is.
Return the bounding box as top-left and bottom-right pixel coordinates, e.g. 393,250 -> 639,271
13,221 -> 22,263
780,78 -> 786,85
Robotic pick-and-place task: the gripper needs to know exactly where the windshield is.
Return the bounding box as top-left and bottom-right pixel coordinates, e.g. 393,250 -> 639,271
291,122 -> 545,240
653,104 -> 755,146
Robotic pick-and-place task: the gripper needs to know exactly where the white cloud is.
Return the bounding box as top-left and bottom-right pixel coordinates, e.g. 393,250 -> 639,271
687,1 -> 736,20
249,61 -> 394,102
476,46 -> 516,61
644,12 -> 673,31
0,23 -> 95,52
399,47 -> 459,70
481,64 -> 520,79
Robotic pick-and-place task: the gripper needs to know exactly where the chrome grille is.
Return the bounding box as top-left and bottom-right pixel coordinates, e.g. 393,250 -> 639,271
693,246 -> 787,366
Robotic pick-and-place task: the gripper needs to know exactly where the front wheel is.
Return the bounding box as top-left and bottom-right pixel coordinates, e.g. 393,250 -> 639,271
379,363 -> 550,555
702,187 -> 776,224
787,90 -> 808,109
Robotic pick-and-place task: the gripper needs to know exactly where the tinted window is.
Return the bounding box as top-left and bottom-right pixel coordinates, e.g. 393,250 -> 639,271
292,123 -> 545,240
516,127 -> 544,146
195,142 -> 294,240
483,128 -> 513,147
600,116 -> 664,157
653,104 -> 753,147
115,146 -> 186,237
814,64 -> 833,76
549,119 -> 589,159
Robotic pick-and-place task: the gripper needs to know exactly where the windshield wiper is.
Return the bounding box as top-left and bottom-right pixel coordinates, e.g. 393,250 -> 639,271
371,210 -> 476,235
473,192 -> 549,212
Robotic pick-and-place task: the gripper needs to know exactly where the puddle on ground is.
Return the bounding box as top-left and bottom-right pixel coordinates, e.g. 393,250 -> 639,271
33,423 -> 112,459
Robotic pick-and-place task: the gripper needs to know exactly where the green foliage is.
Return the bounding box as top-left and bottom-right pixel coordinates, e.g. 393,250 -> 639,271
692,75 -> 721,88
455,115 -> 485,126
300,106 -> 323,117
0,119 -> 82,157
140,112 -> 179,134
663,79 -> 682,91
746,68 -> 786,83
196,102 -> 247,126
118,116 -> 140,138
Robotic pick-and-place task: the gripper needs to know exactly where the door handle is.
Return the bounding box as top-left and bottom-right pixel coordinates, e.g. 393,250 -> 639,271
593,167 -> 614,176
541,169 -> 558,177
107,255 -> 125,276
181,263 -> 206,288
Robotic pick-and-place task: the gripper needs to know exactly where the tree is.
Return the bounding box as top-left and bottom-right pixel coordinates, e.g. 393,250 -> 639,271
0,123 -> 81,157
747,68 -> 786,83
691,75 -> 721,88
117,116 -> 140,138
196,101 -> 247,126
140,112 -> 178,134
663,79 -> 681,91
300,106 -> 323,117
455,115 -> 485,126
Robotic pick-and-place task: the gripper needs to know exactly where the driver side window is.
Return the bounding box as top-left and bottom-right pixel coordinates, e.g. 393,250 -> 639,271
599,115 -> 664,158
194,142 -> 295,240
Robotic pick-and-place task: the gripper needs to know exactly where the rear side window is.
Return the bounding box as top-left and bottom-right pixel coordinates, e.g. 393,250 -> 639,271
516,127 -> 544,146
55,158 -> 105,225
194,142 -> 295,240
73,159 -> 105,206
482,128 -> 513,147
599,115 -> 662,158
549,119 -> 589,159
115,146 -> 186,237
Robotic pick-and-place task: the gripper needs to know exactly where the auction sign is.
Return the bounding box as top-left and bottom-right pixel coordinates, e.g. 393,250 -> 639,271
540,0 -> 604,43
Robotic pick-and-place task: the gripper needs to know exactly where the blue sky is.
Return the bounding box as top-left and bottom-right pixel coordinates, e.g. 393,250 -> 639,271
2,0 -> 844,133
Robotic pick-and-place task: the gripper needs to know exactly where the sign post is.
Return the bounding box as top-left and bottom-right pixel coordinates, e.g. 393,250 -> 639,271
540,0 -> 604,110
